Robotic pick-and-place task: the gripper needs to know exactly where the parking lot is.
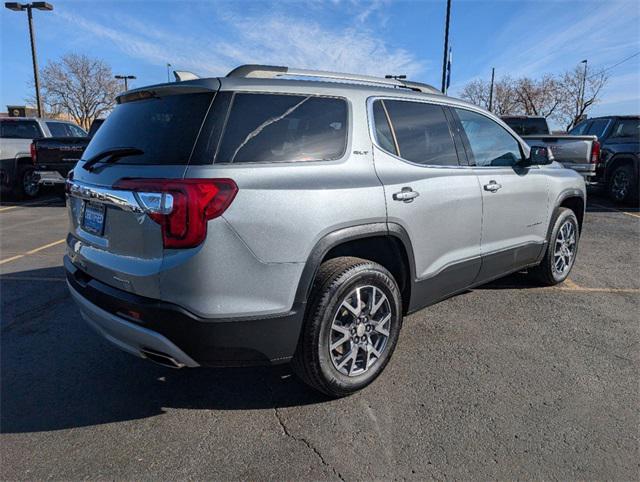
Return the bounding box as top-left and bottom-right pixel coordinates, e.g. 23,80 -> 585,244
1,191 -> 638,480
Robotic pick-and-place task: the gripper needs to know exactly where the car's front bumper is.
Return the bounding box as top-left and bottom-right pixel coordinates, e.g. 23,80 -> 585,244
65,256 -> 305,367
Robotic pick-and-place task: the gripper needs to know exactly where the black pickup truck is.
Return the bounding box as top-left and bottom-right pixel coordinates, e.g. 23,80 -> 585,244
32,118 -> 104,190
568,116 -> 639,203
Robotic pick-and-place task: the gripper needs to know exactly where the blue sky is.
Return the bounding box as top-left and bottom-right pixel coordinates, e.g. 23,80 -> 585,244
1,0 -> 639,123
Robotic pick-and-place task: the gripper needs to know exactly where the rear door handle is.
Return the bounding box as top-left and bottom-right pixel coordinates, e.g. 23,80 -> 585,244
483,180 -> 502,192
393,187 -> 420,203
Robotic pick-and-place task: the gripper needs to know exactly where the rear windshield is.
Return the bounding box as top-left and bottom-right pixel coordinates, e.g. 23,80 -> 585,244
82,92 -> 214,165
46,121 -> 86,137
214,93 -> 348,163
0,120 -> 42,139
502,118 -> 549,136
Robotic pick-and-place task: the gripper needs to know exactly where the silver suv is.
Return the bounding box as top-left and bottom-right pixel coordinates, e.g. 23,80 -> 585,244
66,65 -> 585,397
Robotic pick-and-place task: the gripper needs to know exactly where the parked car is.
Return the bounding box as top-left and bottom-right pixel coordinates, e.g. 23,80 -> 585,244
33,117 -> 105,190
568,116 -> 639,203
65,65 -> 585,397
500,115 -> 551,136
0,117 -> 86,198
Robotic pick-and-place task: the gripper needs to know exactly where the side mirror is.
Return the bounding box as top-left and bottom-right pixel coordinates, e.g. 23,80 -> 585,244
528,145 -> 553,165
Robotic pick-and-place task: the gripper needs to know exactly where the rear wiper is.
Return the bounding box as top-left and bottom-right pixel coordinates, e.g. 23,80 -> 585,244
82,147 -> 144,171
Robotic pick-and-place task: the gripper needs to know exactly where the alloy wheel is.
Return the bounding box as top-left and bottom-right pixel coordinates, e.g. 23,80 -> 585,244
329,285 -> 391,377
553,220 -> 577,276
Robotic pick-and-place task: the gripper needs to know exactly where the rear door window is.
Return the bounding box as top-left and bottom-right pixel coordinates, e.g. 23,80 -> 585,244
215,93 -> 348,163
377,99 -> 459,166
0,120 -> 42,139
82,92 -> 215,165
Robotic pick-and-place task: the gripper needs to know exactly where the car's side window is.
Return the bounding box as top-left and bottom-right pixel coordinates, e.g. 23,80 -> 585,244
586,119 -> 610,138
375,99 -> 459,166
454,108 -> 523,167
0,120 -> 42,139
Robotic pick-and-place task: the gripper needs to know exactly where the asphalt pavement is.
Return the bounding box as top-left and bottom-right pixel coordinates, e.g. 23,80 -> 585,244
1,191 -> 638,480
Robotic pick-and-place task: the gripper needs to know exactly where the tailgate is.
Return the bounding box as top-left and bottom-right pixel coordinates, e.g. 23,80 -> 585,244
66,80 -> 221,298
34,136 -> 88,172
522,135 -> 596,165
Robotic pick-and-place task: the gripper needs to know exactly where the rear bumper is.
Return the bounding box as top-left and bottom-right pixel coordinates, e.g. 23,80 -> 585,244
65,256 -> 305,367
36,170 -> 66,185
561,162 -> 597,179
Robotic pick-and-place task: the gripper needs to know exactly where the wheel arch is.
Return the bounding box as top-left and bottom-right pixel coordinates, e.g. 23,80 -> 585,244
605,154 -> 639,182
553,189 -> 585,234
294,223 -> 416,314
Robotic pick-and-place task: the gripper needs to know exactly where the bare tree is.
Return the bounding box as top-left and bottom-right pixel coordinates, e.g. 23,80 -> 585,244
512,75 -> 563,118
557,65 -> 608,130
459,76 -> 518,115
30,54 -> 120,129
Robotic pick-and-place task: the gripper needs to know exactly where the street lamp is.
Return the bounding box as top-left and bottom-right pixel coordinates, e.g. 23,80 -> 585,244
115,74 -> 136,91
5,2 -> 54,118
579,59 -> 588,116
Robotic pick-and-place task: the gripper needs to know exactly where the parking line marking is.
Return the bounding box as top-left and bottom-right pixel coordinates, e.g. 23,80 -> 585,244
556,286 -> 640,294
0,206 -> 19,212
0,238 -> 65,265
0,197 -> 60,213
591,202 -> 640,219
26,238 -> 65,254
562,278 -> 581,290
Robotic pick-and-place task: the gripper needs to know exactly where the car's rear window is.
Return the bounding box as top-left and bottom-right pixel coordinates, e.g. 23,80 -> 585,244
82,92 -> 214,165
502,118 -> 549,136
0,120 -> 42,139
46,121 -> 86,137
214,93 -> 348,164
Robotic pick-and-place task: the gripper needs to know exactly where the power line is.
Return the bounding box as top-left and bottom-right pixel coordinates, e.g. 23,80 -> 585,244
588,51 -> 640,79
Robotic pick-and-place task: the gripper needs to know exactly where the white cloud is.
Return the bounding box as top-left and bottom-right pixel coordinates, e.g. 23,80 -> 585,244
55,6 -> 424,80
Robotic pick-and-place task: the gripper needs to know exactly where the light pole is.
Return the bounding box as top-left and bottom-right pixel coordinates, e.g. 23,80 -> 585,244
115,74 -> 136,91
488,67 -> 495,112
579,59 -> 588,116
5,2 -> 53,118
440,0 -> 452,93
166,63 -> 172,83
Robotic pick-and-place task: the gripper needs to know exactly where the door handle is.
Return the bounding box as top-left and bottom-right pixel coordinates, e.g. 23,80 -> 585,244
393,187 -> 420,203
483,180 -> 502,192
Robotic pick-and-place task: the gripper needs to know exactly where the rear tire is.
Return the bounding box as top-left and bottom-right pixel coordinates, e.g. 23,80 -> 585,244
292,257 -> 403,397
608,163 -> 638,204
15,166 -> 39,199
529,208 -> 579,286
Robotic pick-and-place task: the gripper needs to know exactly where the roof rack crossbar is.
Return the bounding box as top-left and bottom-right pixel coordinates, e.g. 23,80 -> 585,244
226,64 -> 440,94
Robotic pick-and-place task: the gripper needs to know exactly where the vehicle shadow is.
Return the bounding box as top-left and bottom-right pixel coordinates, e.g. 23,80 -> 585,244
0,187 -> 65,207
0,267 -> 326,434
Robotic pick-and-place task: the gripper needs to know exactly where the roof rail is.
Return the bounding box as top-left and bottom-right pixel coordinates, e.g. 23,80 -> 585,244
226,64 -> 441,94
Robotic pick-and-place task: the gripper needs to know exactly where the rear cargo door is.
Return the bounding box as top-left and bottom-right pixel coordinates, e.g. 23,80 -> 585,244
67,81 -> 220,297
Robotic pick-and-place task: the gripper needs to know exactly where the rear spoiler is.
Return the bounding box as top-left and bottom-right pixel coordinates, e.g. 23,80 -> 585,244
116,78 -> 220,104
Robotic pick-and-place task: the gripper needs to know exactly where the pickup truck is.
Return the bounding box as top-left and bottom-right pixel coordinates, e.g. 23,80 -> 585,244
32,118 -> 104,190
0,117 -> 86,198
567,115 -> 639,203
500,115 -> 601,188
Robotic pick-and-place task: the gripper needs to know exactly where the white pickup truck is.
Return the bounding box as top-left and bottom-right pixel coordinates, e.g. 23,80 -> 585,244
0,117 -> 86,199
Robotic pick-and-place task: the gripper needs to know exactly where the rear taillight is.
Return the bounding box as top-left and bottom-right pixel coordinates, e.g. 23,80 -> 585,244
590,140 -> 601,164
65,170 -> 74,195
30,142 -> 36,165
113,178 -> 238,249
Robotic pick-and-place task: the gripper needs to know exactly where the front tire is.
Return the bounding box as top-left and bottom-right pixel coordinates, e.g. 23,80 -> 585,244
530,208 -> 579,286
292,257 -> 403,397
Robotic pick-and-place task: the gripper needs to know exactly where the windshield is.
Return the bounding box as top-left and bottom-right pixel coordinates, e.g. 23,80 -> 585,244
83,92 -> 214,165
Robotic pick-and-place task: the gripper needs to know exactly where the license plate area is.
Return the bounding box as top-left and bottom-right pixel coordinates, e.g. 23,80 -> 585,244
82,201 -> 106,236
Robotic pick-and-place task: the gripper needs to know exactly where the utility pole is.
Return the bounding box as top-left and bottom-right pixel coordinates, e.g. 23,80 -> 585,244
488,67 -> 495,112
167,63 -> 172,83
440,0 -> 452,93
5,2 -> 54,118
115,74 -> 136,91
579,59 -> 588,116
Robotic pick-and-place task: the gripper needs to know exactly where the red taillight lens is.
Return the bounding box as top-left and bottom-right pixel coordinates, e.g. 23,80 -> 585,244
590,140 -> 601,164
30,142 -> 36,165
113,178 -> 238,249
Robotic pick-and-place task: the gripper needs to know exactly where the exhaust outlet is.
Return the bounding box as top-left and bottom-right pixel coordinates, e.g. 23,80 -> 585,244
140,348 -> 185,369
